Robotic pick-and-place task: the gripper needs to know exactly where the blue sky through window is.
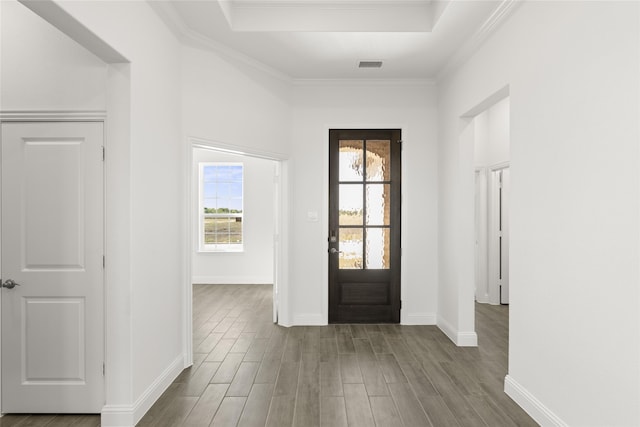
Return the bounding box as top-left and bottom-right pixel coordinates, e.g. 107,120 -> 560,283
202,164 -> 243,212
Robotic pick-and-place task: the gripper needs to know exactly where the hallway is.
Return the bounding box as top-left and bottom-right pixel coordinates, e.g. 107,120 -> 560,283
140,284 -> 536,426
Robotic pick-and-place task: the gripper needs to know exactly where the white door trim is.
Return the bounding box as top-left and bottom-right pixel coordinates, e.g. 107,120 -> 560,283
488,162 -> 509,305
475,167 -> 489,303
185,136 -> 289,366
0,112 -> 107,414
0,111 -> 107,121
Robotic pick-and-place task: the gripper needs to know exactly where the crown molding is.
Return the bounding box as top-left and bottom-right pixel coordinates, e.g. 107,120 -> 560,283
475,0 -> 522,41
147,0 -> 292,83
436,0 -> 523,82
231,0 -> 431,6
182,30 -> 293,83
292,78 -> 436,87
147,0 -> 189,39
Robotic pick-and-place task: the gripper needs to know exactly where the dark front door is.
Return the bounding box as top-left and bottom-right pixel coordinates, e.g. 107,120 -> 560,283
328,129 -> 401,323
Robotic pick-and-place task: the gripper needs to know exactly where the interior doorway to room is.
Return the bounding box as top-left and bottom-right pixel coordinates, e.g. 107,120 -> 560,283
328,129 -> 402,323
473,96 -> 511,306
190,143 -> 282,327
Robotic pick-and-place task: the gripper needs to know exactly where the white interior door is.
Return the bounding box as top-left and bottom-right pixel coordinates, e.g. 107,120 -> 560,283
1,121 -> 104,413
500,168 -> 510,304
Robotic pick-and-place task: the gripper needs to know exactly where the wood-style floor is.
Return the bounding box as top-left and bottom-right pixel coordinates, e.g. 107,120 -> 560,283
0,284 -> 537,427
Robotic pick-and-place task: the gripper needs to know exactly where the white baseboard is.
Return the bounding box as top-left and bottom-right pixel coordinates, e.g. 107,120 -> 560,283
457,331 -> 478,346
436,315 -> 458,343
475,294 -> 490,304
292,313 -> 325,326
504,375 -> 568,427
437,315 -> 478,347
192,276 -> 272,285
401,312 -> 436,325
101,404 -> 136,427
101,355 -> 184,427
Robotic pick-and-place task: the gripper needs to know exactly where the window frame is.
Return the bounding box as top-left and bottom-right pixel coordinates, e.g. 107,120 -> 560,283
198,161 -> 244,253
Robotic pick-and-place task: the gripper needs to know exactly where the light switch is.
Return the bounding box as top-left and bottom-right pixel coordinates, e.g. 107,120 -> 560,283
307,211 -> 319,222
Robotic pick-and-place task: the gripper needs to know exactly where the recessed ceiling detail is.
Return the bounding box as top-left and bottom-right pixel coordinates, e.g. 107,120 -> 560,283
217,0 -> 450,32
149,0 -> 519,80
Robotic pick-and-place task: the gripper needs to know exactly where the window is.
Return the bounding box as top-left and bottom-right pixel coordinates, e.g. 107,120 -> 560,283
199,162 -> 243,252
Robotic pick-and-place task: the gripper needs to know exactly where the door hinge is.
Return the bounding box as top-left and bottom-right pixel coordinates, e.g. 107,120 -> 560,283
400,300 -> 402,309
397,140 -> 403,149
102,362 -> 105,376
102,146 -> 105,161
103,255 -> 106,269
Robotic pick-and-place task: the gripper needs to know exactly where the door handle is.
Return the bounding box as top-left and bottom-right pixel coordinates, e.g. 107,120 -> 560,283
1,279 -> 20,289
329,248 -> 342,254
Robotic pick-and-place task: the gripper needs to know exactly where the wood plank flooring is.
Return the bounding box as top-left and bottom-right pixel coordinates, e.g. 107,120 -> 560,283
140,284 -> 536,427
0,284 -> 537,426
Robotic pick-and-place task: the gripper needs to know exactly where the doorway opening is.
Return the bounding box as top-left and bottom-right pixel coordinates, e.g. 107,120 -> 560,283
473,96 -> 511,306
186,138 -> 288,365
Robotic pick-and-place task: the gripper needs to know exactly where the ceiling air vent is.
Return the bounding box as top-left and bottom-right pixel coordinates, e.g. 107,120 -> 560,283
358,60 -> 383,69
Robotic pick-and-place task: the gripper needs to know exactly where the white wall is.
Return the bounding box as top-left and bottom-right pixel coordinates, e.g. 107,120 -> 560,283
0,0 -> 130,411
0,0 -> 107,110
474,96 -> 510,168
290,81 -> 438,325
438,1 -> 639,425
192,149 -> 275,284
23,1 -> 186,425
181,45 -> 292,156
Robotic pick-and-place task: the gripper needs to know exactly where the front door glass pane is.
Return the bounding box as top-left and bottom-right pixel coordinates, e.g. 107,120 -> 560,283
365,184 -> 390,226
366,228 -> 390,269
339,140 -> 364,181
339,184 -> 363,225
339,228 -> 363,269
365,140 -> 390,181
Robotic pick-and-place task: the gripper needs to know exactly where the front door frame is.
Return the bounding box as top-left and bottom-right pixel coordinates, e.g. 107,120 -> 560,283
321,124 -> 406,325
0,111 -> 107,414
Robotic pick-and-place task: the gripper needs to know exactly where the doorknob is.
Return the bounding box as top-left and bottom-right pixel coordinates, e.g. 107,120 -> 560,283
1,279 -> 20,289
329,248 -> 342,254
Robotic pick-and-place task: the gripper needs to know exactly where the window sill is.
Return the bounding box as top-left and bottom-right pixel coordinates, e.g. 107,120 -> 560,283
198,246 -> 244,254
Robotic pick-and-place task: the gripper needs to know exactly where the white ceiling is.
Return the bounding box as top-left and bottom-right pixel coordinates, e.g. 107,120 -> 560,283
150,0 -> 517,80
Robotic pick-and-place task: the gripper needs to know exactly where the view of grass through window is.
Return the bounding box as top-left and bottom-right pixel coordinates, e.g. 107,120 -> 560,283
200,163 -> 243,250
